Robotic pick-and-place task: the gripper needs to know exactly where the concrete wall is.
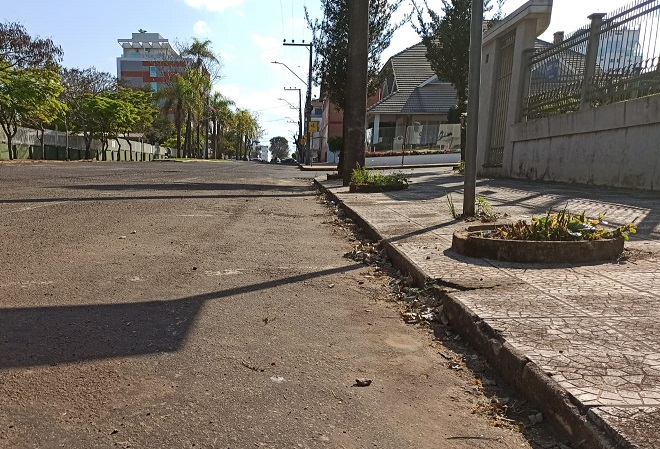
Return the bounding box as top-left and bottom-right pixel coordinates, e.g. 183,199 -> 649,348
365,152 -> 460,167
0,126 -> 172,161
509,94 -> 660,190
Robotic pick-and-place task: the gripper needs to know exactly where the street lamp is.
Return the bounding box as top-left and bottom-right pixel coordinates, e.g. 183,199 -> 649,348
277,98 -> 297,110
271,61 -> 307,87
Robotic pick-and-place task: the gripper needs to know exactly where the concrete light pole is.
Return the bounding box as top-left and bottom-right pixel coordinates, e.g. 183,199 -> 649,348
283,40 -> 313,165
283,88 -> 303,161
463,0 -> 484,217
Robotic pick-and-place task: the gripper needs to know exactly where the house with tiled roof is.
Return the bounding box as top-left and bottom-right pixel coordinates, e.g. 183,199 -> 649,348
367,42 -> 460,152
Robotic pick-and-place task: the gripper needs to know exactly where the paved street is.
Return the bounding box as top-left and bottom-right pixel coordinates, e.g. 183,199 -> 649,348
319,168 -> 660,449
0,161 -> 549,448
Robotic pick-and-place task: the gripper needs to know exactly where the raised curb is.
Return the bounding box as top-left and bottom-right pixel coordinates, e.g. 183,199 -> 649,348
314,178 -> 619,449
300,163 -> 459,172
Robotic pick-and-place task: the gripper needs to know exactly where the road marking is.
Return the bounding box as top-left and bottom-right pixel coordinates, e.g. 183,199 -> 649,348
8,201 -> 67,213
177,214 -> 215,217
173,177 -> 200,183
205,270 -> 243,276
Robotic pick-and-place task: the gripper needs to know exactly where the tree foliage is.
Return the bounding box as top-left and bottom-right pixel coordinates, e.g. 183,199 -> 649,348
0,68 -> 65,159
413,0 -> 505,111
306,0 -> 409,111
0,21 -> 62,70
269,136 -> 289,159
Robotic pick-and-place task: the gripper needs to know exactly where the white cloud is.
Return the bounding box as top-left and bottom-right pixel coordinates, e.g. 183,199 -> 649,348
251,33 -> 280,63
184,0 -> 243,13
192,20 -> 211,37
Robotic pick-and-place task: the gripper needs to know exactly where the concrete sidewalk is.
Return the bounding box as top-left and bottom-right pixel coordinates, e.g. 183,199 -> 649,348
316,168 -> 660,449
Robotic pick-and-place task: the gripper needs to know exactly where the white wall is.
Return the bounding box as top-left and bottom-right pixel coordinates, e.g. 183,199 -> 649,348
509,94 -> 660,190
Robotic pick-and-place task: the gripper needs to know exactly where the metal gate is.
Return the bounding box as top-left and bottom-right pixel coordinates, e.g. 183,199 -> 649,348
487,32 -> 516,166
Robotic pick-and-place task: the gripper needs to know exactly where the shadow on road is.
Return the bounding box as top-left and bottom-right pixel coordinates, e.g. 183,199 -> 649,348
0,264 -> 363,370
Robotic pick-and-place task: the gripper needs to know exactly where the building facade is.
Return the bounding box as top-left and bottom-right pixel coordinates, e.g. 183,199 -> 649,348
117,31 -> 187,92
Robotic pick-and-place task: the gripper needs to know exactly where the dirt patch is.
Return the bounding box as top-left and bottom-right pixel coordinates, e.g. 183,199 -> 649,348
317,191 -> 570,449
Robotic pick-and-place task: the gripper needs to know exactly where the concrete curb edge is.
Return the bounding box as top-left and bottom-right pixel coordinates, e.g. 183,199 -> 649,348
313,178 -> 623,449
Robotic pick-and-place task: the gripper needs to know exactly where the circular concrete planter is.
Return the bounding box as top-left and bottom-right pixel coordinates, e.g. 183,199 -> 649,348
349,183 -> 408,193
451,224 -> 625,263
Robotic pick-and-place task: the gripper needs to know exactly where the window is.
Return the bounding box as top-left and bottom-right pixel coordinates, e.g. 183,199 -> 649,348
149,66 -> 157,77
151,82 -> 158,92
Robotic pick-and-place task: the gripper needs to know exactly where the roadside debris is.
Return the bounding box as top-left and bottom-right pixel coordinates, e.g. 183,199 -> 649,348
353,378 -> 372,387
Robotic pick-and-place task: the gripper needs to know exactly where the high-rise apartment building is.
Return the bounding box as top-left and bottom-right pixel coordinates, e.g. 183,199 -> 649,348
598,29 -> 643,72
117,31 -> 187,92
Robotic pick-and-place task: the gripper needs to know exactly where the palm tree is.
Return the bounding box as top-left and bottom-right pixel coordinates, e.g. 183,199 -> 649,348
156,73 -> 195,158
181,39 -> 218,158
234,109 -> 260,160
181,39 -> 219,72
209,92 -> 234,158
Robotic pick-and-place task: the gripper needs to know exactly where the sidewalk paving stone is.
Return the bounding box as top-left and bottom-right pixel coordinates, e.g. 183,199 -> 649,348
319,168 -> 660,449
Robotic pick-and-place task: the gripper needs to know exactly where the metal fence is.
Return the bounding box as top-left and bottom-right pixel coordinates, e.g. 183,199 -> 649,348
524,0 -> 660,120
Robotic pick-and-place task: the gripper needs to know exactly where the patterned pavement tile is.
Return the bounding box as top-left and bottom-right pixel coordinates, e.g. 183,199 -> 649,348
486,317 -> 660,407
323,169 -> 660,446
589,407 -> 660,449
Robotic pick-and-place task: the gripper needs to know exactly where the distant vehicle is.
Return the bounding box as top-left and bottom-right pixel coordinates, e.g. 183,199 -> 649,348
250,157 -> 263,162
280,158 -> 298,165
270,157 -> 281,164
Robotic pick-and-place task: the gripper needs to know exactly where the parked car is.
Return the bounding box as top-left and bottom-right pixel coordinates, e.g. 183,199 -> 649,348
280,158 -> 298,165
250,157 -> 263,162
270,157 -> 281,164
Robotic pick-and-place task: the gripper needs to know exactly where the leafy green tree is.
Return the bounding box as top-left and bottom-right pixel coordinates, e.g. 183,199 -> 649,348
269,136 -> 289,159
60,67 -> 117,159
306,0 -> 408,111
108,87 -> 156,160
145,115 -> 175,146
0,68 -> 65,160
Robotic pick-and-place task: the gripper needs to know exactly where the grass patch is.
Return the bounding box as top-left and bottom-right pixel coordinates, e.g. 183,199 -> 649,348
350,165 -> 409,188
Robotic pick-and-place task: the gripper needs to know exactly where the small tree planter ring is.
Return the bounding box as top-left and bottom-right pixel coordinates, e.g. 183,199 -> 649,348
452,224 -> 625,264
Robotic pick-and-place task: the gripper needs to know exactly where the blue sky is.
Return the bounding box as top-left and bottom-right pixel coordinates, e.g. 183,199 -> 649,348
3,0 -> 625,147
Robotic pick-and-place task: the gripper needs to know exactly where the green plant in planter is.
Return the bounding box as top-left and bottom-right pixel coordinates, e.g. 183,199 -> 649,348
351,165 -> 409,188
491,207 -> 637,241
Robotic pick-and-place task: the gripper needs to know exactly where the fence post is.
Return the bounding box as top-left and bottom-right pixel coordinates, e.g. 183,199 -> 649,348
580,13 -> 606,110
519,48 -> 535,122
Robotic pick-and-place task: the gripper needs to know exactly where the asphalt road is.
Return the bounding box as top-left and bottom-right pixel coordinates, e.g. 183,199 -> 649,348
0,161 -> 542,448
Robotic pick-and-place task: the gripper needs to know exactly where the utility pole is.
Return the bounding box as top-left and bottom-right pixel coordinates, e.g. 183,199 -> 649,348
284,88 -> 303,160
283,40 -> 313,165
463,0 -> 484,217
342,0 -> 369,186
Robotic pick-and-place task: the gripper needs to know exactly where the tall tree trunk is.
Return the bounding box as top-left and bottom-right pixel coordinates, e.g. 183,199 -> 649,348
342,0 -> 369,185
39,126 -> 46,160
64,116 -> 70,161
196,122 -> 200,158
184,113 -> 192,158
213,119 -> 218,159
116,137 -> 122,161
175,110 -> 182,159
84,133 -> 92,160
7,135 -> 13,160
127,138 -> 133,161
